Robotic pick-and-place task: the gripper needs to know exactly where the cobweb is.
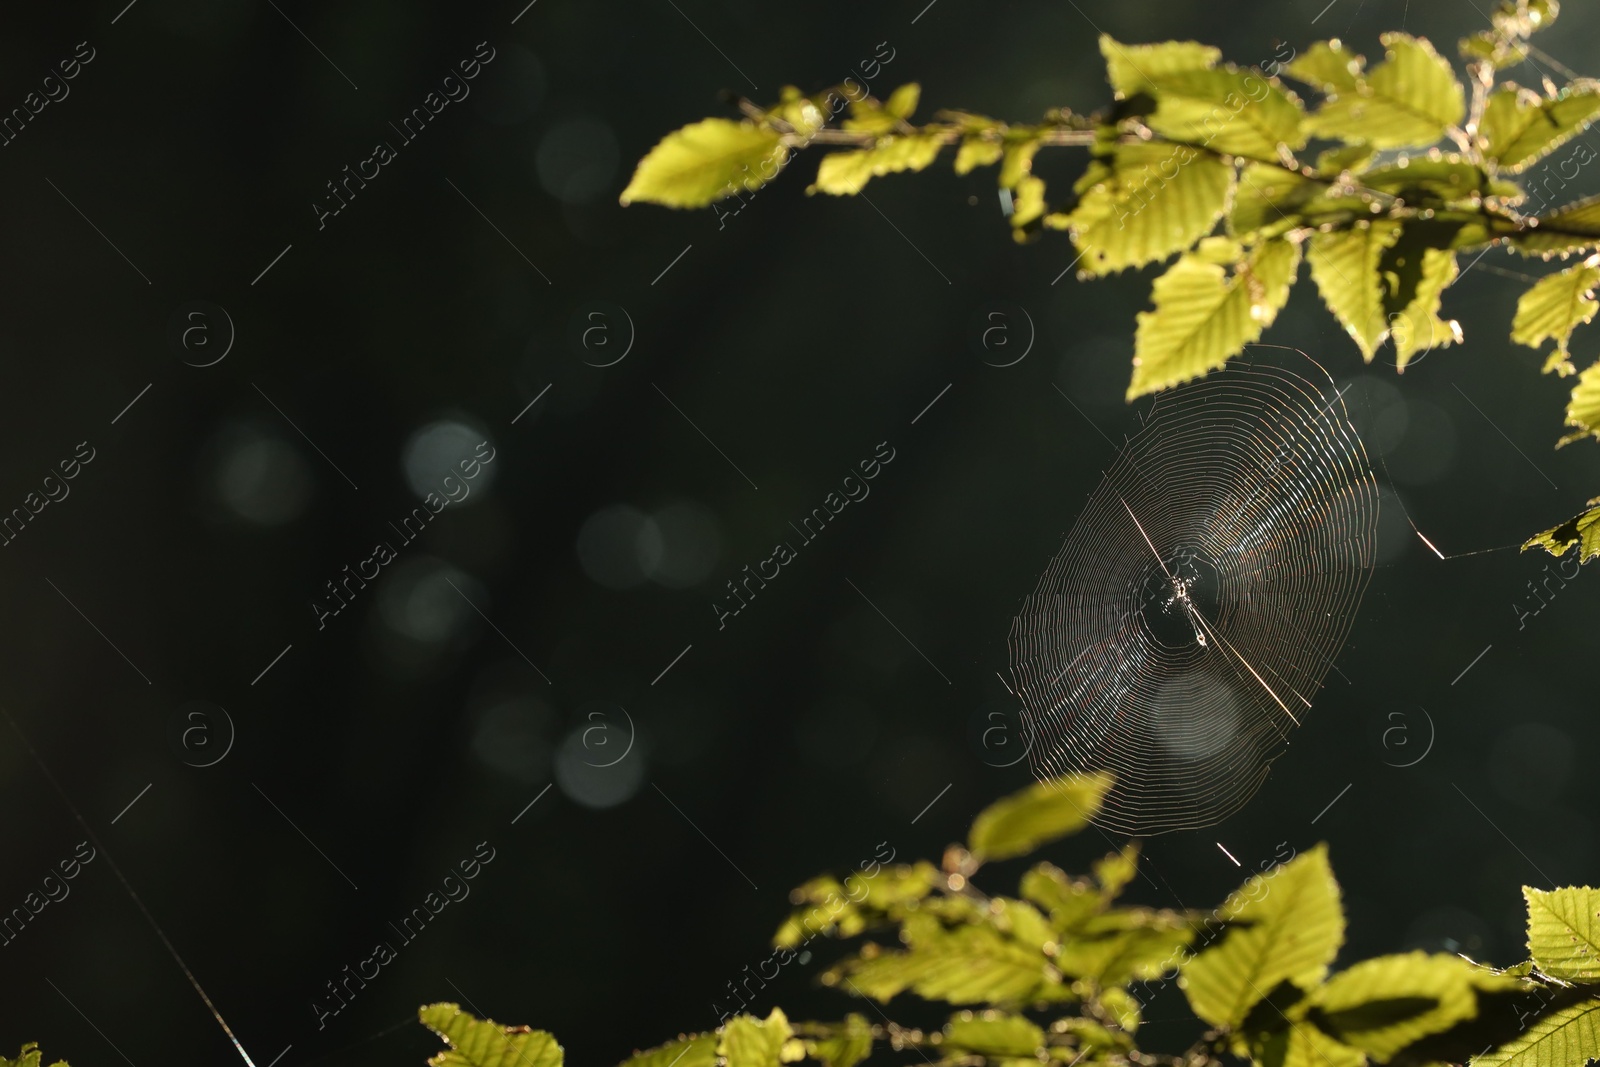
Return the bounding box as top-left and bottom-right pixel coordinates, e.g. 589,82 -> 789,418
1008,350 -> 1378,836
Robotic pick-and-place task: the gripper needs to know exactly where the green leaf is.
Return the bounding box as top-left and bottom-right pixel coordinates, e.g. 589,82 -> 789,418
620,119 -> 788,208
719,1009 -> 794,1067
1055,913 -> 1195,985
1010,175 -> 1048,232
1230,163 -> 1321,238
967,772 -> 1113,862
1128,237 -> 1300,399
803,1014 -> 872,1067
1508,189 -> 1600,256
954,135 -> 1004,174
1155,71 -> 1306,162
1482,86 -> 1600,172
1510,257 -> 1600,373
617,1035 -> 718,1067
998,130 -> 1045,189
1308,219 -> 1406,360
1099,986 -> 1143,1032
943,1012 -> 1046,1056
773,862 -> 941,949
1361,158 -> 1520,202
1560,361 -> 1600,446
0,1044 -> 68,1067
419,1004 -> 564,1067
808,133 -> 944,195
825,913 -> 1061,1007
1461,0 -> 1559,67
1391,246 -> 1462,368
1523,497 -> 1600,563
1301,33 -> 1466,149
1094,844 -> 1140,900
1180,844 -> 1345,1030
763,87 -> 828,141
1055,1017 -> 1134,1055
885,83 -> 921,121
1099,35 -> 1221,96
1309,952 -> 1518,1060
1285,41 -> 1363,94
1472,997 -> 1600,1066
1251,1023 -> 1365,1067
842,85 -> 921,134
1315,143 -> 1377,175
1101,41 -> 1307,162
1020,862 -> 1104,931
1524,887 -> 1600,980
1062,141 -> 1234,275
987,896 -> 1058,955
775,874 -> 865,948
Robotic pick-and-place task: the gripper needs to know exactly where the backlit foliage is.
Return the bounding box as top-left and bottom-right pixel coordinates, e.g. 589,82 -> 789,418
621,0 -> 1600,564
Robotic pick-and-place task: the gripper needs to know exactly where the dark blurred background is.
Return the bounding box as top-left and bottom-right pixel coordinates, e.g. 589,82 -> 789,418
1,0 -> 1597,1063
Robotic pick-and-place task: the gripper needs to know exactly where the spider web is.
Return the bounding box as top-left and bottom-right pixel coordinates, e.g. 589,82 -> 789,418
1008,350 -> 1379,836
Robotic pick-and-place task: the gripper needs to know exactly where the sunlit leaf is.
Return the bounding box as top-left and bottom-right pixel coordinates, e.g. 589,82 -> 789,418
1508,190 -> 1600,256
775,874 -> 866,948
621,119 -> 787,208
1231,163 -> 1319,238
998,130 -> 1045,189
954,136 -> 1004,174
809,133 -> 944,195
1285,40 -> 1363,94
773,862 -> 942,949
1159,68 -> 1305,162
617,1035 -> 718,1067
1300,33 -> 1466,149
1315,143 -> 1377,175
1054,914 -> 1195,985
842,84 -> 921,134
1252,1022 -> 1365,1067
802,1014 -> 872,1067
1524,886 -> 1600,980
1010,175 -> 1048,232
0,1044 -> 68,1067
1062,142 -> 1234,275
1055,1017 -> 1133,1055
1101,43 -> 1307,162
1481,85 -> 1600,172
1309,952 -> 1519,1060
719,1009 -> 795,1067
420,1004 -> 564,1067
825,914 -> 1062,1007
1128,238 -> 1300,399
1522,496 -> 1600,563
967,772 -> 1113,862
1099,35 -> 1221,96
1094,844 -> 1140,900
885,84 -> 921,120
1361,157 -> 1520,202
1099,987 -> 1143,1032
987,896 -> 1057,955
943,1011 -> 1046,1056
1387,244 -> 1461,367
761,87 -> 828,141
1462,0 -> 1559,68
1020,862 -> 1104,932
1510,257 -> 1600,373
1559,360 -> 1600,446
1308,219 -> 1406,360
1472,998 -> 1600,1067
1180,845 -> 1345,1029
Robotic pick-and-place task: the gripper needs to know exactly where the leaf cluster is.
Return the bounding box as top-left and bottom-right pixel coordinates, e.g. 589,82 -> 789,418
409,773 -> 1600,1067
619,0 -> 1600,562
